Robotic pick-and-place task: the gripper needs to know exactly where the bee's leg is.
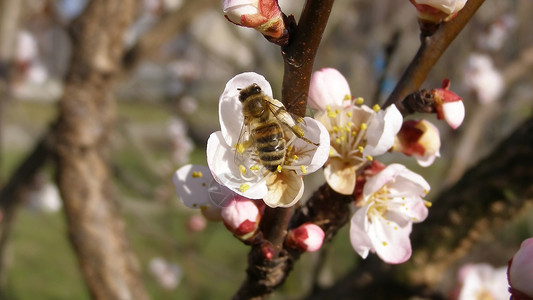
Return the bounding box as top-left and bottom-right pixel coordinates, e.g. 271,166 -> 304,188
289,125 -> 319,146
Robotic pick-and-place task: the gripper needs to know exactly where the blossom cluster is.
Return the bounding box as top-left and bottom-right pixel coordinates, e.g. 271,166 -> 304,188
172,61 -> 465,263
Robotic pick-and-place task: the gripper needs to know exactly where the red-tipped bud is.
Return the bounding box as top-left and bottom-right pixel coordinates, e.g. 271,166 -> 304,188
260,242 -> 275,261
286,223 -> 325,252
508,238 -> 533,300
392,119 -> 441,167
221,195 -> 261,241
432,79 -> 465,129
222,0 -> 287,40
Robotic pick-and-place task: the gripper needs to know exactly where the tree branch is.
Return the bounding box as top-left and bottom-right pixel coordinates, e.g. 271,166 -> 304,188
383,0 -> 485,112
232,0 -> 335,299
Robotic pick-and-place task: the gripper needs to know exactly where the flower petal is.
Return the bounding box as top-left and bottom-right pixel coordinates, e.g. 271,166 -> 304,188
263,171 -> 303,207
172,165 -> 213,208
364,104 -> 402,156
363,163 -> 407,197
291,117 -> 331,175
349,205 -> 373,259
324,158 -> 357,195
219,72 -> 273,147
206,131 -> 268,199
442,100 -> 465,129
309,68 -> 351,111
368,214 -> 413,264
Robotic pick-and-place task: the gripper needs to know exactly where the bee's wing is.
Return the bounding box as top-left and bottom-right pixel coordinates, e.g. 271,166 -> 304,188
266,99 -> 319,146
233,116 -> 255,165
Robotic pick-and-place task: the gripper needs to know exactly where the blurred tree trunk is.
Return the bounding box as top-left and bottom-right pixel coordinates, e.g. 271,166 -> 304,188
53,1 -> 149,299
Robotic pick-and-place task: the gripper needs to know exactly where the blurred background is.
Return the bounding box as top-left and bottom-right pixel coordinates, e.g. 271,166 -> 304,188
1,0 -> 532,299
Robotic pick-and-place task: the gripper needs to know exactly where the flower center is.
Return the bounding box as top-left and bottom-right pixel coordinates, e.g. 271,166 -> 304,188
325,98 -> 374,165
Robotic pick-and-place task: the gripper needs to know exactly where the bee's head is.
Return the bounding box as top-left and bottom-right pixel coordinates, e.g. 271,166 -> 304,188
238,83 -> 262,102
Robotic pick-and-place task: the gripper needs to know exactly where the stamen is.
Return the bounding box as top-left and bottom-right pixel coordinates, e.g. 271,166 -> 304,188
192,171 -> 203,178
365,155 -> 373,161
360,123 -> 368,130
276,165 -> 282,172
424,200 -> 432,208
300,165 -> 307,174
239,183 -> 250,193
355,97 -> 364,105
239,165 -> 246,176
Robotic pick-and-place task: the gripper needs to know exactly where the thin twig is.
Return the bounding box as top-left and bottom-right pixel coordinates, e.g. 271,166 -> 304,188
383,0 -> 486,112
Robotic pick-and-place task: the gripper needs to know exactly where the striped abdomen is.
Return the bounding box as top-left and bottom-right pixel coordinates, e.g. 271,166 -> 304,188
252,120 -> 286,172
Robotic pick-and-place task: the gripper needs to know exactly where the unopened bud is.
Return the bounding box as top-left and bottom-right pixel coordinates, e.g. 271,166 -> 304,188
221,195 -> 261,241
410,0 -> 467,35
222,0 -> 287,42
286,223 -> 325,252
432,79 -> 465,129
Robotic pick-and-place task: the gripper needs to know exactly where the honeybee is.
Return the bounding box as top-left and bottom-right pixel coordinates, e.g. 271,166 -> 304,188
236,83 -> 319,172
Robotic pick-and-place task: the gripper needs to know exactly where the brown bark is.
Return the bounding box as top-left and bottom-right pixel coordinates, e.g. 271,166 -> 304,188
53,1 -> 148,299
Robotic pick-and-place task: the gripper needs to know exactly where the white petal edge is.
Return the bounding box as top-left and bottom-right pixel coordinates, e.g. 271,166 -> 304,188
219,72 -> 273,147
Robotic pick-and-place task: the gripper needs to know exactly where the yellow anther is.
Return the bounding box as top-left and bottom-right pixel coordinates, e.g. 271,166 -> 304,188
424,189 -> 429,194
239,183 -> 250,193
235,143 -> 245,154
344,94 -> 351,100
372,104 -> 381,112
335,109 -> 340,114
329,148 -> 335,157
292,154 -> 298,161
276,165 -> 282,172
239,165 -> 246,176
326,105 -> 332,112
346,111 -> 353,117
382,241 -> 388,246
357,146 -> 364,152
424,200 -> 432,208
192,171 -> 203,178
300,165 -> 308,174
328,111 -> 337,118
336,138 -> 341,144
360,123 -> 368,130
250,165 -> 260,171
365,155 -> 373,161
346,121 -> 353,128
332,126 -> 339,133
355,97 -> 364,105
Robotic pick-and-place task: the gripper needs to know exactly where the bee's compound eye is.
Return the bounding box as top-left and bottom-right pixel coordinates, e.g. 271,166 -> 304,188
252,83 -> 262,94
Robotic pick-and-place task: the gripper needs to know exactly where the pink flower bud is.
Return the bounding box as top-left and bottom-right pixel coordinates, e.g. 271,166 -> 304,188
410,0 -> 466,23
432,79 -> 465,129
221,195 -> 261,240
508,238 -> 533,299
392,119 -> 441,167
286,223 -> 325,252
222,0 -> 286,39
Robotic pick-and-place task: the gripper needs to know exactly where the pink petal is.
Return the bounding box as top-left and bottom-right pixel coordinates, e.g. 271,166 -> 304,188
308,68 -> 351,111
